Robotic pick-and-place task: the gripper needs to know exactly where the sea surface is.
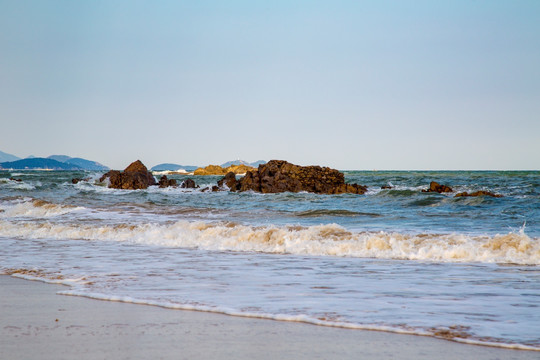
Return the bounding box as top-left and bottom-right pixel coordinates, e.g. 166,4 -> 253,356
1,170 -> 539,350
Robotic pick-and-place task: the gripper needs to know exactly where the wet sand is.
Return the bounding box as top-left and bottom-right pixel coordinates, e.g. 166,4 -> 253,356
1,275 -> 537,360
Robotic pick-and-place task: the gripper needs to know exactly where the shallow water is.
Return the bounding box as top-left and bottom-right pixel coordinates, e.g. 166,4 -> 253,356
1,170 -> 539,349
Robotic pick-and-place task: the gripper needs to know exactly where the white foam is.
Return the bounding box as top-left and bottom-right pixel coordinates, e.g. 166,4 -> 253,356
1,219 -> 538,265
0,199 -> 85,218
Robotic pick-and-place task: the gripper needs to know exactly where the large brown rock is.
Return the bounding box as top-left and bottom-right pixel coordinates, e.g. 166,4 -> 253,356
193,164 -> 256,175
422,181 -> 453,193
234,160 -> 367,195
99,160 -> 157,190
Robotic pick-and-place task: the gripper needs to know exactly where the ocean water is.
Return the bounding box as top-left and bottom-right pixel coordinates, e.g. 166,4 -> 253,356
1,170 -> 539,350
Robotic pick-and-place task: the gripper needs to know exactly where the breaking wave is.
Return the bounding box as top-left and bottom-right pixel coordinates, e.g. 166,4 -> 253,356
1,219 -> 538,265
0,199 -> 85,218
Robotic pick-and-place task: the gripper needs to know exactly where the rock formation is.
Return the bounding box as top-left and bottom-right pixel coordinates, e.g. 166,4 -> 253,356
455,191 -> 503,198
99,160 -> 157,190
193,164 -> 256,176
422,181 -> 453,193
219,160 -> 367,195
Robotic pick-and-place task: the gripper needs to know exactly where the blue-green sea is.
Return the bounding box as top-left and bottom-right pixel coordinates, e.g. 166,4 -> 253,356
1,170 -> 539,350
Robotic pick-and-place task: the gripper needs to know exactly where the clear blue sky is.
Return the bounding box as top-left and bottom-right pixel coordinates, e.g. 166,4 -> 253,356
1,1 -> 539,170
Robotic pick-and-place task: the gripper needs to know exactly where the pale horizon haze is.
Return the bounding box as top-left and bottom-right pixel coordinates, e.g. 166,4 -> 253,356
1,1 -> 539,170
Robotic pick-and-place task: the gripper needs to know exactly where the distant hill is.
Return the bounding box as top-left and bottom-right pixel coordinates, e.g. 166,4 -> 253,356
48,155 -> 72,162
65,157 -> 109,171
0,152 -> 109,170
151,163 -> 198,172
47,155 -> 109,170
250,160 -> 267,167
0,150 -> 20,162
0,158 -> 84,170
220,160 -> 266,168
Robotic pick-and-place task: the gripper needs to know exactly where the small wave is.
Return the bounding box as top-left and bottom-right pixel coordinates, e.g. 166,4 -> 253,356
375,189 -> 419,197
0,199 -> 85,218
0,178 -> 36,190
46,289 -> 537,351
295,209 -> 382,217
1,220 -> 538,265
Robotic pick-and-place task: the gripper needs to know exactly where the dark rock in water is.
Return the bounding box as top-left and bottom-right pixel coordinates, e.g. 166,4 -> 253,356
181,178 -> 198,189
71,178 -> 82,184
211,185 -> 220,192
381,185 -> 393,189
455,191 -> 503,198
218,172 -> 238,191
422,181 -> 453,193
236,160 -> 367,195
99,160 -> 157,190
9,177 -> 22,182
158,175 -> 177,188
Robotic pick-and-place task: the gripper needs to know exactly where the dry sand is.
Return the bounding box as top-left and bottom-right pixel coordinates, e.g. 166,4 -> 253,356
1,275 -> 538,360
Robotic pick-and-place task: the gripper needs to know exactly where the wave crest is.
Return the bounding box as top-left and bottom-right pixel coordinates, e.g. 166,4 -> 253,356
1,219 -> 538,265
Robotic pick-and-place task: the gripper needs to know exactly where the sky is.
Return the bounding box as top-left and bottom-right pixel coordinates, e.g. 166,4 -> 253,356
1,1 -> 539,170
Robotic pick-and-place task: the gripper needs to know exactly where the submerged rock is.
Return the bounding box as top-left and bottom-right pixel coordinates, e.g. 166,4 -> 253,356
228,160 -> 367,195
455,191 -> 503,198
99,160 -> 157,190
422,181 -> 453,193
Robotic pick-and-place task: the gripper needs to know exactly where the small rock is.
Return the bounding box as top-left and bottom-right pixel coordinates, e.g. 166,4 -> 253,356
422,181 -> 453,193
218,172 -> 238,191
181,178 -> 198,189
455,191 -> 503,198
158,175 -> 177,188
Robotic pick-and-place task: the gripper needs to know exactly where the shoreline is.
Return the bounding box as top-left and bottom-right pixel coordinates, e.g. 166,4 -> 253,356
1,275 -> 538,360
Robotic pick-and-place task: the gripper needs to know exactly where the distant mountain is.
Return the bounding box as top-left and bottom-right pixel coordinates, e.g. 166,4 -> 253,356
0,150 -> 20,162
220,160 -> 266,168
0,158 -> 83,170
250,160 -> 267,167
47,155 -> 109,170
65,157 -> 109,171
151,163 -> 199,172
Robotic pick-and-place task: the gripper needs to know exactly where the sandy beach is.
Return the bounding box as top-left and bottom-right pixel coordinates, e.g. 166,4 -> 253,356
0,276 -> 537,360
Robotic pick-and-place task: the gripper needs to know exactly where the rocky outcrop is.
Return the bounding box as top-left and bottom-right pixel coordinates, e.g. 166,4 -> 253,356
99,160 -> 157,190
158,175 -> 177,188
422,181 -> 453,193
455,191 -> 503,198
221,160 -> 367,195
181,178 -> 198,189
193,164 -> 256,176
